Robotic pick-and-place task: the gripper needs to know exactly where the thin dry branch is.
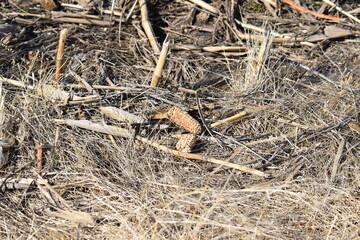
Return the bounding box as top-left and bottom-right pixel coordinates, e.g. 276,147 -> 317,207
136,136 -> 268,177
52,17 -> 113,26
70,70 -> 100,96
330,138 -> 346,183
66,84 -> 143,91
211,105 -> 275,128
51,11 -> 102,19
348,122 -> 360,133
0,76 -> 34,89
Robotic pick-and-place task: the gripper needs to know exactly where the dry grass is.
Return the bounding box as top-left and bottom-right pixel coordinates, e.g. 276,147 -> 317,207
0,0 -> 359,239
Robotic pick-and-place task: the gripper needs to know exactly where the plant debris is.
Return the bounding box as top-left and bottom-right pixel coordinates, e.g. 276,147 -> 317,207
0,0 -> 359,239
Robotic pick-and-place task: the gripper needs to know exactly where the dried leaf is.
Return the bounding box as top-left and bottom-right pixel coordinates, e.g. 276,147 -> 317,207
324,25 -> 352,39
306,34 -> 328,42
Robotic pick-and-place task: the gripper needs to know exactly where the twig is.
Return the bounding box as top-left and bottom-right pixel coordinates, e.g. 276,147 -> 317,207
0,76 -> 34,89
138,0 -> 160,53
55,29 -> 68,81
178,87 -> 197,95
195,92 -> 214,137
276,118 -> 310,130
51,11 -> 102,19
66,84 -> 143,91
210,105 -> 275,128
151,36 -> 170,87
330,138 -> 346,183
322,0 -> 360,23
52,179 -> 92,189
103,9 -> 124,17
70,70 -> 100,96
52,17 -> 112,26
280,0 -> 342,21
136,136 -> 268,177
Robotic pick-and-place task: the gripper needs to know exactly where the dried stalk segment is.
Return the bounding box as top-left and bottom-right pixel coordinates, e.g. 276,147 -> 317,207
150,37 -> 170,87
166,107 -> 202,134
138,0 -> 160,53
55,29 -> 68,81
176,134 -> 197,153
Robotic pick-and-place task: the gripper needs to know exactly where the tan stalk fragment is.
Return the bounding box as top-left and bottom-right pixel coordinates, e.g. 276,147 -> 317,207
166,106 -> 202,134
150,37 -> 169,87
55,29 -> 68,81
176,134 -> 197,153
139,0 -> 160,53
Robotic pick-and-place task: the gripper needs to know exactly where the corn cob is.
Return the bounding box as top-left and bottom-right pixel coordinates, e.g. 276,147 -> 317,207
166,106 -> 202,134
176,134 -> 197,153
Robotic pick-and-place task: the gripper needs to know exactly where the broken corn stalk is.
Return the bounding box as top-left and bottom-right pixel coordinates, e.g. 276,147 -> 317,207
166,107 -> 202,134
